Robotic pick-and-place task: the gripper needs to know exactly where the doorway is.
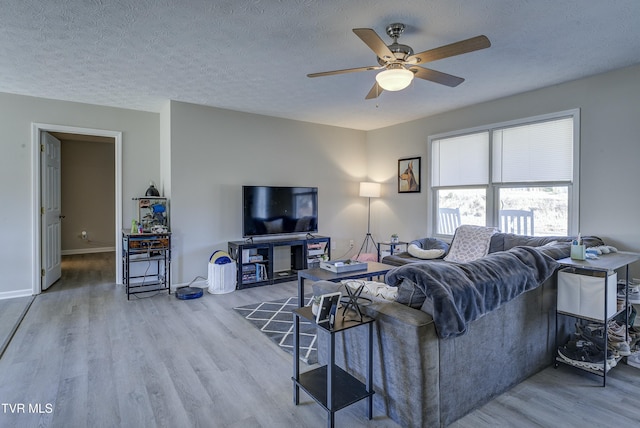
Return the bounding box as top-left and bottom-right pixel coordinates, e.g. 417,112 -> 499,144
31,123 -> 123,294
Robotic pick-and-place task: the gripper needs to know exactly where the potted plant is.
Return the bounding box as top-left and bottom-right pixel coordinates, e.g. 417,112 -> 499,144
311,295 -> 322,315
391,233 -> 399,244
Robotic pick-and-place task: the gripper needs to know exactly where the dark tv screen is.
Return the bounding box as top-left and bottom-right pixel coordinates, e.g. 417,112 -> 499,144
242,186 -> 318,237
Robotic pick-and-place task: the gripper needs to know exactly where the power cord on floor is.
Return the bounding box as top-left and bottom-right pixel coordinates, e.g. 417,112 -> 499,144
176,276 -> 207,291
131,248 -> 162,299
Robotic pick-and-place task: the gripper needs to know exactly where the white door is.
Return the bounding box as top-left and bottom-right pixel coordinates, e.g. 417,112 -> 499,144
41,132 -> 62,290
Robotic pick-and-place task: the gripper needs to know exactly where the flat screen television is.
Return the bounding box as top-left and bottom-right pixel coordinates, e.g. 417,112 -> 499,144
242,186 -> 318,237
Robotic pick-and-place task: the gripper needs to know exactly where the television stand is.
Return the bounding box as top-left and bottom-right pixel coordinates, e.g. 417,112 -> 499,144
228,235 -> 330,289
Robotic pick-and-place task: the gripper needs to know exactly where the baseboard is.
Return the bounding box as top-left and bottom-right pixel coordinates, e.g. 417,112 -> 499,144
0,289 -> 33,300
61,247 -> 116,256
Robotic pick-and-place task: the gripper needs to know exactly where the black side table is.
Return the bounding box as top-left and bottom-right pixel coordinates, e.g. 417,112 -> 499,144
292,306 -> 374,428
377,241 -> 409,262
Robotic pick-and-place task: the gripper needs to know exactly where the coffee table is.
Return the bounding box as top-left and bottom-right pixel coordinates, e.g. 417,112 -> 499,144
297,261 -> 394,308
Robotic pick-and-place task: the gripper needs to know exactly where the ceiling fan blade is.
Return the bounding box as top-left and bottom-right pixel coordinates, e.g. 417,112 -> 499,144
409,66 -> 465,87
353,28 -> 396,62
407,35 -> 491,65
307,65 -> 381,78
365,82 -> 383,99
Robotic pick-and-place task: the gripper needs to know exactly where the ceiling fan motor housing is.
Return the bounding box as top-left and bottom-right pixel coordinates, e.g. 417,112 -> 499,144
376,23 -> 414,65
377,43 -> 414,65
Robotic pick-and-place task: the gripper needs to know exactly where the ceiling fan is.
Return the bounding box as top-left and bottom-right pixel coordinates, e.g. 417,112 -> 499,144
307,23 -> 491,99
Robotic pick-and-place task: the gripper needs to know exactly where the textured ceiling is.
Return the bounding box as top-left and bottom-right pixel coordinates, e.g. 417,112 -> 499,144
1,0 -> 639,130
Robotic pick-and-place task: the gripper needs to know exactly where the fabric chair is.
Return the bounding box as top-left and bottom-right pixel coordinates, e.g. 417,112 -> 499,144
499,209 -> 534,235
438,208 -> 461,235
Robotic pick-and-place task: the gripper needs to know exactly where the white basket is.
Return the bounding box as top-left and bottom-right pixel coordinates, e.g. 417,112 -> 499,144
207,262 -> 236,294
558,268 -> 617,321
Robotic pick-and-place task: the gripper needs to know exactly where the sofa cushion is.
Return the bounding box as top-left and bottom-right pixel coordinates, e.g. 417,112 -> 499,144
444,225 -> 498,263
382,252 -> 444,266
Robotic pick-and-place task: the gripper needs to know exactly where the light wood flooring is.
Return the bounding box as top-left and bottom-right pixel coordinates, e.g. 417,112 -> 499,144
0,295 -> 34,359
1,252 -> 639,427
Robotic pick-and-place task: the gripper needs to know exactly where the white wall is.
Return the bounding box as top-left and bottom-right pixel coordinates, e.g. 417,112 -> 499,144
0,93 -> 159,298
168,101 -> 368,285
367,64 -> 640,276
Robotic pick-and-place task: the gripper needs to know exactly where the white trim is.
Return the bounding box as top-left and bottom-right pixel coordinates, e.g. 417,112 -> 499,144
32,123 -> 123,295
428,108 -> 581,236
0,289 -> 34,300
570,109 -> 581,235
61,247 -> 116,256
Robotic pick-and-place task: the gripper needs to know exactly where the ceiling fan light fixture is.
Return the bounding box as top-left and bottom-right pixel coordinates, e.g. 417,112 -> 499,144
375,68 -> 414,91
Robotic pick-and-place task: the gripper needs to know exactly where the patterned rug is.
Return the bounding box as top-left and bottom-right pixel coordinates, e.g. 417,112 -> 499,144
234,295 -> 318,364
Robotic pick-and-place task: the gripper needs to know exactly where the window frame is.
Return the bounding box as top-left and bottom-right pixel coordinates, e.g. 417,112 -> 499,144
428,109 -> 580,238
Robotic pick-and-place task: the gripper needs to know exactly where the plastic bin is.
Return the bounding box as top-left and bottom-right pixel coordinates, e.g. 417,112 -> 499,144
207,262 -> 236,294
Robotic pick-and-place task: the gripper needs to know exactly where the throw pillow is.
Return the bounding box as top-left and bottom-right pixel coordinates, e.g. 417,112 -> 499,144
444,225 -> 498,263
395,278 -> 427,309
410,237 -> 450,255
342,279 -> 398,301
408,244 -> 445,259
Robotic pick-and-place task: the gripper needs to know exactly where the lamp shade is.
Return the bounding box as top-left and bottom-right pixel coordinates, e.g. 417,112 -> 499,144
359,182 -> 381,198
375,68 -> 414,91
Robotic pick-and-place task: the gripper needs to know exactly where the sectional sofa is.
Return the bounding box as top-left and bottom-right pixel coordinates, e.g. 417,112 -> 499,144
313,232 -> 603,427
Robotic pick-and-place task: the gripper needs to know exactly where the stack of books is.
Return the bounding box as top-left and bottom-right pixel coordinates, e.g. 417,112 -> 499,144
241,263 -> 267,283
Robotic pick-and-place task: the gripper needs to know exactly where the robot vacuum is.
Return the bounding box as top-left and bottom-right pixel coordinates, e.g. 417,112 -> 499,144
175,286 -> 204,300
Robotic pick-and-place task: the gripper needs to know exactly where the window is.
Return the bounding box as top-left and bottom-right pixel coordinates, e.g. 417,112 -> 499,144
430,110 -> 579,236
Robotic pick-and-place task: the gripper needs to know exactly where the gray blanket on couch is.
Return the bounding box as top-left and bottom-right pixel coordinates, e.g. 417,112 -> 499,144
386,246 -> 559,338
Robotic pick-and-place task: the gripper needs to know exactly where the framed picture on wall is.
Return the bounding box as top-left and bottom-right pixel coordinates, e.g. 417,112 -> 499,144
398,157 -> 421,193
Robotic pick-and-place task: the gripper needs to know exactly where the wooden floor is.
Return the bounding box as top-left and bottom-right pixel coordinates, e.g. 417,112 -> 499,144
1,252 -> 639,427
0,295 -> 34,359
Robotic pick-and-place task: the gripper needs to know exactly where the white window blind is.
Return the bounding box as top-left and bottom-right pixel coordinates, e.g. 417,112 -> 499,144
432,132 -> 489,186
492,117 -> 573,183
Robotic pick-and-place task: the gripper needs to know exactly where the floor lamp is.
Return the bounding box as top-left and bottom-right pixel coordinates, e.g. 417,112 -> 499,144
356,182 -> 381,260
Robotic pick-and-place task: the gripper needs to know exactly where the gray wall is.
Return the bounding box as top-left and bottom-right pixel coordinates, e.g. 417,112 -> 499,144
0,93 -> 159,298
366,63 -> 640,276
167,101 -> 369,284
61,139 -> 115,253
2,62 -> 639,297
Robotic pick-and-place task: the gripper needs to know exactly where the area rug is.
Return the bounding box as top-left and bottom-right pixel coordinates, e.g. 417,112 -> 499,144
234,296 -> 318,364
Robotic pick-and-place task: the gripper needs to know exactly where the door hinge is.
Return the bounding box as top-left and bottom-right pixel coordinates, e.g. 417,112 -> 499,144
41,269 -> 45,277
40,144 -> 44,152
41,206 -> 45,215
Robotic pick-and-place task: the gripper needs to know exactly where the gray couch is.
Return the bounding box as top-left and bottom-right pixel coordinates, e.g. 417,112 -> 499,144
313,233 -> 603,427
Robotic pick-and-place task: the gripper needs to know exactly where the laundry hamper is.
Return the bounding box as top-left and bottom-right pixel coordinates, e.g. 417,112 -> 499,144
207,251 -> 237,294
